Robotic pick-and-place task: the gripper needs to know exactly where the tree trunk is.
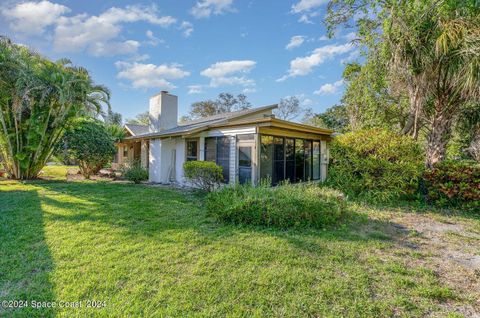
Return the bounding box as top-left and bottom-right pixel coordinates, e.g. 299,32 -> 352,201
425,108 -> 454,169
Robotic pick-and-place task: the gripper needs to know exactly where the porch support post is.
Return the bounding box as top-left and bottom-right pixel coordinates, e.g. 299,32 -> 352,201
199,136 -> 205,161
320,140 -> 328,182
229,136 -> 236,185
140,140 -> 148,168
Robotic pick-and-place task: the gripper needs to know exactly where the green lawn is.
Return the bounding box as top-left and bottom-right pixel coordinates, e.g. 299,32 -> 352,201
1,170 -> 479,317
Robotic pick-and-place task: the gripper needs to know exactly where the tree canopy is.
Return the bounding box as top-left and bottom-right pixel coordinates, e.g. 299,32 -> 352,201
185,93 -> 252,120
0,37 -> 110,179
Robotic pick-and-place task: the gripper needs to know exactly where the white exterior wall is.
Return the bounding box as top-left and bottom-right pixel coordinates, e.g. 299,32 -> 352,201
149,139 -> 162,183
140,140 -> 148,168
175,138 -> 186,184
149,92 -> 178,133
228,136 -> 236,184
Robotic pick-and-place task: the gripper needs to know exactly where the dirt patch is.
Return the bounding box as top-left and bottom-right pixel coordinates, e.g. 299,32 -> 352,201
385,212 -> 480,316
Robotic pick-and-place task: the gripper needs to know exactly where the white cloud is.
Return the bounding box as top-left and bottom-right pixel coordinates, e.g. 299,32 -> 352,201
201,60 -> 256,87
344,32 -> 357,41
1,0 -> 70,34
298,14 -> 313,24
242,87 -> 257,94
180,21 -> 194,37
116,61 -> 190,89
145,30 -> 164,46
190,0 -> 235,19
286,35 -> 306,50
53,6 -> 176,56
277,44 -> 353,81
188,85 -> 204,94
314,79 -> 344,95
291,0 -> 328,13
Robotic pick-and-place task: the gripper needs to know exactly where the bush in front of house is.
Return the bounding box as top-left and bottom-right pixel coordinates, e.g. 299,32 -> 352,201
62,118 -> 116,179
423,160 -> 480,212
183,161 -> 223,192
122,161 -> 148,184
206,182 -> 347,228
326,128 -> 424,202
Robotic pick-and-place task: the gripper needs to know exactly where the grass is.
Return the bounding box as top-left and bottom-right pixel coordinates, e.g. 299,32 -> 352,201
0,167 -> 478,317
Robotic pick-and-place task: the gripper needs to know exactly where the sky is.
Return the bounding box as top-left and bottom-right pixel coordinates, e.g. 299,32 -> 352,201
0,0 -> 359,121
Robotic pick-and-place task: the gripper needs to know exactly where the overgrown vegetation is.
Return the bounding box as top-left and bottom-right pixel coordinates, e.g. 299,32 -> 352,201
0,37 -> 110,179
326,129 -> 424,202
206,182 -> 347,228
62,118 -> 116,179
183,161 -> 223,192
122,161 -> 148,184
424,160 -> 480,212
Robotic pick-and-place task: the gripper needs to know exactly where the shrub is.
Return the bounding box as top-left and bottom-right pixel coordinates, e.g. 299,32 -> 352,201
184,161 -> 223,192
62,118 -> 116,179
326,128 -> 424,202
122,161 -> 148,184
206,182 -> 347,228
423,160 -> 480,212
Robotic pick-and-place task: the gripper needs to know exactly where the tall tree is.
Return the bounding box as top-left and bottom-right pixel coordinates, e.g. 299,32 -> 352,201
274,96 -> 307,121
0,37 -> 110,179
304,104 -> 350,132
186,93 -> 252,120
126,111 -> 149,125
326,0 -> 480,167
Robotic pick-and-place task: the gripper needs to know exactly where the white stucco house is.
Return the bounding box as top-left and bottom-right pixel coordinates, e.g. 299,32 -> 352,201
114,91 -> 333,186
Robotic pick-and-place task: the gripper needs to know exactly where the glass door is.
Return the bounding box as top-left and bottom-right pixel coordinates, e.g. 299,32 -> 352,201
237,141 -> 253,184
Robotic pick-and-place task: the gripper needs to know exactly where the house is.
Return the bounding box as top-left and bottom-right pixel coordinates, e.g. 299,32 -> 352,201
115,91 -> 333,185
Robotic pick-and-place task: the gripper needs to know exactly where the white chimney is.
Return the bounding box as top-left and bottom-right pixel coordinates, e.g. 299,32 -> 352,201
149,91 -> 178,133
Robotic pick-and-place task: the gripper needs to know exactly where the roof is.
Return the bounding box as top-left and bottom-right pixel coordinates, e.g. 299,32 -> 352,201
124,124 -> 149,136
122,104 -> 334,141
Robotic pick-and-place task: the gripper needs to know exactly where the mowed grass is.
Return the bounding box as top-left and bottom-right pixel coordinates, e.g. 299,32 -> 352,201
0,171 -> 475,317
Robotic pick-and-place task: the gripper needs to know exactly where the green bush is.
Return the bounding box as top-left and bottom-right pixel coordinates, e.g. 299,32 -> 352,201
122,161 -> 148,184
326,128 -> 424,202
62,118 -> 116,179
206,182 -> 347,228
423,160 -> 480,212
184,161 -> 223,192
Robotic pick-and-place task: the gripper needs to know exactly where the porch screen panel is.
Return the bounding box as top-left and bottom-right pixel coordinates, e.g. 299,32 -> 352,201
304,140 -> 312,181
295,139 -> 304,182
205,137 -> 216,162
285,138 -> 295,183
273,137 -> 285,185
204,137 -> 229,182
312,141 -> 321,180
216,137 -> 230,183
260,135 -> 273,182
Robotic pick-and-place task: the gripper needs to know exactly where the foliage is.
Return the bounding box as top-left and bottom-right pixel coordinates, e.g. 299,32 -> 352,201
183,160 -> 223,191
274,96 -> 307,121
326,128 -> 424,202
0,37 -> 110,179
304,104 -> 350,132
104,109 -> 122,126
126,111 -> 149,125
206,182 -> 347,228
62,118 -> 116,179
186,92 -> 251,120
325,0 -> 480,167
423,160 -> 480,212
122,160 -> 148,184
105,124 -> 125,142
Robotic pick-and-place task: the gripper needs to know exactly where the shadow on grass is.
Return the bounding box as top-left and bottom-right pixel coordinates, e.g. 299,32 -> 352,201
0,189 -> 56,317
34,180 -> 413,253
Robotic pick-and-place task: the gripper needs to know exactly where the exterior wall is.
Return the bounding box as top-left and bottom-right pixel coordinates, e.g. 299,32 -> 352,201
228,136 -> 236,184
149,139 -> 162,183
175,138 -> 186,184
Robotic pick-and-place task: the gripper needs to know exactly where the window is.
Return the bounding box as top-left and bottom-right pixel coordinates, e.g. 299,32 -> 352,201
312,141 -> 320,180
205,137 -> 230,182
260,135 -> 273,182
123,146 -> 128,158
259,135 -> 322,185
186,140 -> 198,161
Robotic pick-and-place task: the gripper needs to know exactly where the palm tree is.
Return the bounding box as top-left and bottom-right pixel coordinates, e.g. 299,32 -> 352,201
0,37 -> 110,179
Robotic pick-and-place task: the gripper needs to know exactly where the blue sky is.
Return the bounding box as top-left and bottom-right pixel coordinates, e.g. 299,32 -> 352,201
0,0 -> 358,121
